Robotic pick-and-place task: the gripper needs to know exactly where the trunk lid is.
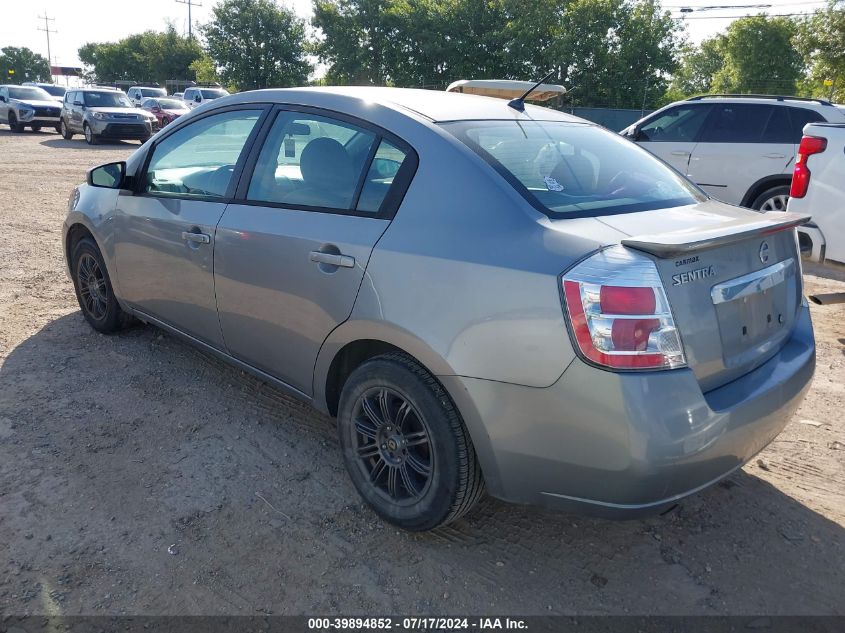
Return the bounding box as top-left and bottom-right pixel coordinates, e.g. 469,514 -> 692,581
599,204 -> 808,392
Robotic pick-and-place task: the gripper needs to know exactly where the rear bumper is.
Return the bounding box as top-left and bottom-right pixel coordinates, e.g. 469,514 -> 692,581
442,304 -> 815,518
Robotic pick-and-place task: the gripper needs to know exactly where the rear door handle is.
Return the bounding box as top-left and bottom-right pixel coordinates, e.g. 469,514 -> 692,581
670,150 -> 690,156
309,251 -> 355,268
763,153 -> 786,159
181,231 -> 210,244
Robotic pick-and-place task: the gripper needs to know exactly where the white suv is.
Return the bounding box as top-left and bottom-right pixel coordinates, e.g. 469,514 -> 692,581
126,86 -> 166,107
621,95 -> 845,210
182,86 -> 229,109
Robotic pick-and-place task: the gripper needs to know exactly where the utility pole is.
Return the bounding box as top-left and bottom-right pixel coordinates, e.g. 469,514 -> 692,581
175,0 -> 202,39
37,12 -> 57,79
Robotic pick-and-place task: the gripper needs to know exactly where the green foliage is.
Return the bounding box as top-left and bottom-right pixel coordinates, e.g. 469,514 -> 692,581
202,0 -> 311,90
0,47 -> 52,84
190,53 -> 220,85
667,39 -> 724,97
78,25 -> 202,84
312,0 -> 683,108
711,15 -> 803,94
794,0 -> 845,101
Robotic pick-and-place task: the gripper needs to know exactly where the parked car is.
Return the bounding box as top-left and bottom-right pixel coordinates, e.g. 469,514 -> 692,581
60,88 -> 156,145
182,86 -> 229,109
787,122 -> 845,265
22,81 -> 66,103
64,87 -> 815,531
127,86 -> 167,107
621,95 -> 845,211
0,84 -> 61,132
172,92 -> 184,99
140,97 -> 189,130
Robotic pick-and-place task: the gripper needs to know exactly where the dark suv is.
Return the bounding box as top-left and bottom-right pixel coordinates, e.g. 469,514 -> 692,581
60,88 -> 156,145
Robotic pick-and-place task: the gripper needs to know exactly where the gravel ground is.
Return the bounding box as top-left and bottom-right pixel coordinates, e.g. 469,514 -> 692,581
1,129 -> 843,616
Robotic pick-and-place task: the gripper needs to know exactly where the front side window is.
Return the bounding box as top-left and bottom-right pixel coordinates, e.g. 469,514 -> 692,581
247,111 -> 378,210
638,105 -> 711,142
144,109 -> 262,198
443,120 -> 705,218
83,91 -> 133,108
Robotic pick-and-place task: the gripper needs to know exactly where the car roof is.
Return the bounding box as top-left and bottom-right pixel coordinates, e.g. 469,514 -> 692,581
226,86 -> 582,123
673,95 -> 834,111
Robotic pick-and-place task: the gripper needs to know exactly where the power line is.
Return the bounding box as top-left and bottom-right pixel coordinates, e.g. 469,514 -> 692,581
175,0 -> 202,39
36,12 -> 57,74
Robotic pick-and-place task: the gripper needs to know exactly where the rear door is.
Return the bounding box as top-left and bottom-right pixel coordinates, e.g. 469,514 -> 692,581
634,103 -> 712,175
114,106 -> 267,348
214,107 -> 417,395
688,103 -> 794,205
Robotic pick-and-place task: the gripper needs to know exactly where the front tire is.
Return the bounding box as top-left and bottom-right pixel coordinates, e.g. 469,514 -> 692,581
751,185 -> 790,212
70,238 -> 130,334
30,124 -> 41,132
8,113 -> 23,132
60,119 -> 73,139
337,352 -> 484,531
84,123 -> 98,145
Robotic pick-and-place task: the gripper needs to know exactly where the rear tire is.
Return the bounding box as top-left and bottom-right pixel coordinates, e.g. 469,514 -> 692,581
30,124 -> 42,132
751,185 -> 790,212
60,119 -> 73,140
337,352 -> 484,531
70,237 -> 131,334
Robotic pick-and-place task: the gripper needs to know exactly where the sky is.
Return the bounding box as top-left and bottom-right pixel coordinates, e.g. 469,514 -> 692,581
2,0 -> 829,81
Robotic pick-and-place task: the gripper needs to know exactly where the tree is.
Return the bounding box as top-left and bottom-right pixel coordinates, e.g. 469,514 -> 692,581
666,39 -> 724,99
711,15 -> 803,94
312,0 -> 682,107
794,0 -> 845,102
190,53 -> 221,85
0,47 -> 51,84
202,0 -> 311,90
78,25 -> 202,84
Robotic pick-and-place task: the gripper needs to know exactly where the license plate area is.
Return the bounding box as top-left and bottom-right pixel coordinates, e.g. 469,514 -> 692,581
710,259 -> 797,369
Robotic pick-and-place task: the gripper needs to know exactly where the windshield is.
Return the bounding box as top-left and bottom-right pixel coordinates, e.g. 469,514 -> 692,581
141,88 -> 166,97
158,98 -> 186,109
83,91 -> 133,108
201,89 -> 228,99
38,85 -> 65,97
8,86 -> 52,101
442,120 -> 705,218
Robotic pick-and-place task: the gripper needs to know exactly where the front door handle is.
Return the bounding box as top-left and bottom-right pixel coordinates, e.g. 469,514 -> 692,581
309,251 -> 355,268
763,153 -> 786,159
182,231 -> 210,244
670,150 -> 690,156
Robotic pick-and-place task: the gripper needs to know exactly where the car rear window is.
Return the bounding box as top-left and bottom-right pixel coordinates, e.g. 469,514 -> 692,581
442,120 -> 704,218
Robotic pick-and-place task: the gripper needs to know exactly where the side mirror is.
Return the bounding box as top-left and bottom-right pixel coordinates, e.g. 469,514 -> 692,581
88,161 -> 127,189
0,96 -> 5,102
194,95 -> 201,103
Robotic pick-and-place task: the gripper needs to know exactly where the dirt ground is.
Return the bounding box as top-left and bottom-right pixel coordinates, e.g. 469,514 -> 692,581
0,129 -> 843,617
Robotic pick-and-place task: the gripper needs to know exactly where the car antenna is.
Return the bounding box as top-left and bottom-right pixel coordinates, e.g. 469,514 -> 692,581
508,71 -> 557,112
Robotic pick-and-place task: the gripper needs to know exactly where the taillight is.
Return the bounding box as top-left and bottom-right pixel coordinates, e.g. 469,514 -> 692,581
790,135 -> 827,198
562,246 -> 686,370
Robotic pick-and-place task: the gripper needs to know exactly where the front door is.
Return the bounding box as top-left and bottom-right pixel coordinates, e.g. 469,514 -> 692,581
214,108 -> 414,394
688,103 -> 794,205
113,106 -> 266,348
634,103 -> 712,176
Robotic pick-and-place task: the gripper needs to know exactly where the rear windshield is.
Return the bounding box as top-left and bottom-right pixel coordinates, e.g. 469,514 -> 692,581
442,120 -> 705,218
158,98 -> 186,109
83,91 -> 132,108
39,85 -> 65,97
201,89 -> 228,99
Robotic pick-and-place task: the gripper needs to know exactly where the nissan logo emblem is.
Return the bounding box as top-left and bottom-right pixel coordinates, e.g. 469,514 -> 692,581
759,241 -> 770,264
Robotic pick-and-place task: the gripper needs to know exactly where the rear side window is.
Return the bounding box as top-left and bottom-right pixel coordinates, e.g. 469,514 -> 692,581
699,104 -> 773,143
357,140 -> 409,213
144,109 -> 262,198
761,106 -> 792,143
789,107 -> 825,140
638,105 -> 711,142
443,120 -> 704,218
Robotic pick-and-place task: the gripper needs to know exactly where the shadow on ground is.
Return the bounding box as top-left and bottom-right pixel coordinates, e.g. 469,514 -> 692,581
0,311 -> 842,615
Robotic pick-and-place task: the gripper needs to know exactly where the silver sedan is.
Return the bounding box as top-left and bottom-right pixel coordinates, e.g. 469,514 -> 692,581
63,87 -> 815,530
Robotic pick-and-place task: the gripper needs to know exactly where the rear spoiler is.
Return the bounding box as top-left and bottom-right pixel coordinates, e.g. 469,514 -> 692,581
621,212 -> 811,258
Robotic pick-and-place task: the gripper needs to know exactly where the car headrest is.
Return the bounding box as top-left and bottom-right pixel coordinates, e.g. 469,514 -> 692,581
300,137 -> 355,190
